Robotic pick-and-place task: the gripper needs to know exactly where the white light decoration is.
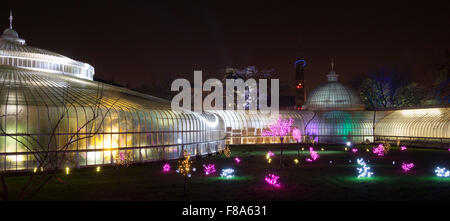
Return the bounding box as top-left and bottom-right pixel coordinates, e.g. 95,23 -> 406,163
356,158 -> 373,178
346,142 -> 351,147
220,168 -> 235,179
435,167 -> 450,177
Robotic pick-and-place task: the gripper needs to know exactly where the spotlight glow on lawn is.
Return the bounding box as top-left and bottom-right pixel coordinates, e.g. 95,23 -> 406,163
235,157 -> 241,164
372,144 -> 385,157
401,162 -> 414,172
306,147 -> 319,162
400,146 -> 407,151
203,164 -> 216,175
435,167 -> 450,177
220,169 -> 235,179
356,158 -> 373,178
162,163 -> 170,173
265,173 -> 281,188
352,148 -> 358,153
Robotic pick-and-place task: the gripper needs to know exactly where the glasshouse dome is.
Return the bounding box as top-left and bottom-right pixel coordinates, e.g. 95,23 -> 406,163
302,61 -> 364,111
0,24 -> 225,171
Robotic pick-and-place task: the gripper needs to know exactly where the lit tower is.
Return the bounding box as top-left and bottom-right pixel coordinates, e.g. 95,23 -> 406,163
294,54 -> 306,110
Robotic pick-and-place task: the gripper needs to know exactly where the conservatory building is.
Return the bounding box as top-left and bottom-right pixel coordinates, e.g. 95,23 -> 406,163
0,23 -> 225,171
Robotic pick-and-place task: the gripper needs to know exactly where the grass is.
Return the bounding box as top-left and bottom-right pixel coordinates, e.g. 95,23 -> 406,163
4,144 -> 450,201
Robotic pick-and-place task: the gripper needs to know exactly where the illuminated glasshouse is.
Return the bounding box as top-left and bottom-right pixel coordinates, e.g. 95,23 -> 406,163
0,18 -> 448,172
0,24 -> 225,171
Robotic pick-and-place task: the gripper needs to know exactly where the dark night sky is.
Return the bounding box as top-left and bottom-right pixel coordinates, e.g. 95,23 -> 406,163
3,0 -> 450,95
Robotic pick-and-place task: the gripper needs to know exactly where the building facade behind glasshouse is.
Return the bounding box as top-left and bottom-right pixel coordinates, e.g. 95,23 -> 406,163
0,20 -> 448,171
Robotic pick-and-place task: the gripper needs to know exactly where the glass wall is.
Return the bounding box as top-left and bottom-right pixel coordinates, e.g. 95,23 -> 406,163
0,67 -> 225,171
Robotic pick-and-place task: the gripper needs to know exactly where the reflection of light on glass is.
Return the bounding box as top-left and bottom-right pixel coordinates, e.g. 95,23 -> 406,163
6,155 -> 25,162
401,109 -> 441,117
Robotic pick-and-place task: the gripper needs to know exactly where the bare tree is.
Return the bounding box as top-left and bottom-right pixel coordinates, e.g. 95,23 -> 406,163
0,83 -> 119,201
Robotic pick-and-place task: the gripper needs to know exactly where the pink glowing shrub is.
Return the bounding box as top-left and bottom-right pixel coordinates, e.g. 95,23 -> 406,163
162,163 -> 170,173
265,173 -> 281,188
352,148 -> 358,153
262,118 -> 294,138
372,144 -> 385,157
306,147 -> 319,162
235,157 -> 241,164
400,146 -> 407,151
203,164 -> 216,175
401,162 -> 414,172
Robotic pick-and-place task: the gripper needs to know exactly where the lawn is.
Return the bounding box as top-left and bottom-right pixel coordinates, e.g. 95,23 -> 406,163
4,144 -> 450,201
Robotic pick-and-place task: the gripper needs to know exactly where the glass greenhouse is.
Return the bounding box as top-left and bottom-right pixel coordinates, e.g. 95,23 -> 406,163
0,26 -> 225,171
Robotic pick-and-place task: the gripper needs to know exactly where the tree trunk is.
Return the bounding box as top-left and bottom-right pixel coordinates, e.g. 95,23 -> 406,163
280,137 -> 284,166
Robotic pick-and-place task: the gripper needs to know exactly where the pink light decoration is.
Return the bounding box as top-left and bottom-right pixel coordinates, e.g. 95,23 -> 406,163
265,173 -> 281,188
306,147 -> 319,162
162,163 -> 170,173
372,144 -> 385,157
352,148 -> 358,153
235,157 -> 241,164
401,162 -> 414,172
203,164 -> 216,175
262,117 -> 294,138
400,146 -> 407,151
267,151 -> 275,158
291,127 -> 302,142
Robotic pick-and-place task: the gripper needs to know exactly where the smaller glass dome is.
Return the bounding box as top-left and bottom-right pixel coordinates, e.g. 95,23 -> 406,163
303,60 -> 365,111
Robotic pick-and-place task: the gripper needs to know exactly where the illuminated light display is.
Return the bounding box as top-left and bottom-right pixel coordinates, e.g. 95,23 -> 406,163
268,158 -> 272,164
235,157 -> 241,164
435,167 -> 450,177
329,160 -> 333,164
220,169 -> 235,179
321,148 -> 325,151
291,127 -> 302,142
65,167 -> 70,175
266,151 -> 275,159
294,158 -> 299,164
177,152 -> 192,178
33,167 -> 37,173
392,161 -> 395,165
306,147 -> 319,162
356,158 -> 373,178
372,144 -> 385,156
401,162 -> 414,172
366,148 -> 370,152
346,142 -> 352,147
162,163 -> 171,173
203,164 -> 216,175
294,59 -> 307,68
265,173 -> 281,188
96,166 -> 101,172
400,146 -> 407,151
344,147 -> 348,151
223,145 -> 231,158
352,148 -> 358,153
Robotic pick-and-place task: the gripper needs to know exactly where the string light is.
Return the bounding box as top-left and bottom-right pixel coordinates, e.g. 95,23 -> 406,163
177,151 -> 192,178
356,158 -> 373,178
220,168 -> 235,179
372,144 -> 385,157
223,145 -> 231,158
401,162 -> 414,172
292,127 -> 302,142
435,167 -> 450,177
306,147 -> 319,162
162,163 -> 170,173
265,173 -> 281,188
203,164 -> 216,175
